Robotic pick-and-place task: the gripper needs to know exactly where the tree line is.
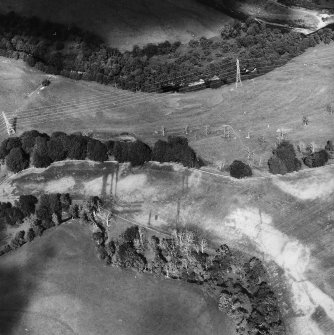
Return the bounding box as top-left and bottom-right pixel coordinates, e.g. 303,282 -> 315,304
0,12 -> 333,92
0,130 -> 204,173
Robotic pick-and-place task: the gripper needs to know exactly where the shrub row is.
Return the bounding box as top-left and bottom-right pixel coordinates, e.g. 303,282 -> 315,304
0,131 -> 204,172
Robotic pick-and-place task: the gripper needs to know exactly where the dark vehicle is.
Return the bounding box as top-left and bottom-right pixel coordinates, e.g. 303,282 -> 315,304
206,75 -> 222,89
160,83 -> 181,93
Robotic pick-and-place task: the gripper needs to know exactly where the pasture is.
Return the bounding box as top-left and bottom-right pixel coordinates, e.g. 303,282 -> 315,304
0,222 -> 234,335
0,43 -> 334,167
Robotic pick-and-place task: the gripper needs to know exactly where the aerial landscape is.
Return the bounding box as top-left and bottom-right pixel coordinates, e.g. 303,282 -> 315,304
0,1 -> 333,335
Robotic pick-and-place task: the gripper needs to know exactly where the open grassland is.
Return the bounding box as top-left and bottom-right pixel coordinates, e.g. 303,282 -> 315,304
0,0 -> 233,50
0,222 -> 234,335
0,43 -> 333,167
1,160 -> 334,335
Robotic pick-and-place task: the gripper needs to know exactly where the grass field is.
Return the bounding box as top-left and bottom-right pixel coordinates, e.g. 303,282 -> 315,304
0,222 -> 235,335
0,42 -> 333,167
0,0 -> 233,50
1,159 -> 334,335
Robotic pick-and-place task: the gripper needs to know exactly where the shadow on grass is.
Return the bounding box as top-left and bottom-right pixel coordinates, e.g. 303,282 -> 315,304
0,244 -> 56,335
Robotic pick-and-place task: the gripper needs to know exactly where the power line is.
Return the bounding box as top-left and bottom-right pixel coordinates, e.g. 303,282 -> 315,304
1,52 -> 333,139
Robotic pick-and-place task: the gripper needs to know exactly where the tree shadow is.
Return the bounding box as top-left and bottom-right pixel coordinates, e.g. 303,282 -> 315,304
0,244 -> 56,335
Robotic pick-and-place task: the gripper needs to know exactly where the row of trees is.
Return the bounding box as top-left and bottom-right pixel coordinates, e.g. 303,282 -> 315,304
0,131 -> 204,173
0,12 -> 333,92
0,192 -> 72,255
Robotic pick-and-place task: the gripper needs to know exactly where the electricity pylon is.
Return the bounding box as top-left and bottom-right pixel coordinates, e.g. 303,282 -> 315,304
2,112 -> 15,135
236,59 -> 242,88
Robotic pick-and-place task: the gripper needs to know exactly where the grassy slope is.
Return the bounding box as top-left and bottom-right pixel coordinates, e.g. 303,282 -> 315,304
0,0 -> 233,50
1,160 -> 334,334
0,222 -> 234,335
1,42 -> 333,166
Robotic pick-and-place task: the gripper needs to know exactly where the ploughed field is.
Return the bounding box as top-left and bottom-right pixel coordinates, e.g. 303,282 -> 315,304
0,222 -> 234,335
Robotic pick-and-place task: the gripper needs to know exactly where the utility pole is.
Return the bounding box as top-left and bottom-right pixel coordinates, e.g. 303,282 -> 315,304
2,112 -> 15,135
161,126 -> 166,137
205,125 -> 210,136
223,125 -> 231,139
236,59 -> 242,88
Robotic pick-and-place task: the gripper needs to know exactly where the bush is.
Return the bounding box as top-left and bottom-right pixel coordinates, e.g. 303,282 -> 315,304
0,203 -> 24,225
105,140 -> 115,156
118,242 -> 146,271
66,134 -> 88,160
20,130 -> 43,154
229,160 -> 252,179
60,193 -> 72,210
49,193 -> 62,222
105,240 -> 116,256
114,140 -> 152,166
303,150 -> 329,168
6,147 -> 29,172
128,141 -> 152,166
36,194 -> 53,225
33,224 -> 44,237
274,141 -> 301,173
268,141 -> 301,175
152,136 -> 204,168
122,226 -> 140,244
268,156 -> 288,175
26,228 -> 35,242
47,136 -> 67,161
87,139 -> 108,162
93,232 -> 105,245
32,136 -> 53,168
325,140 -> 334,152
96,245 -> 108,260
17,195 -> 38,216
10,230 -> 25,249
0,137 -> 22,159
42,78 -> 51,86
